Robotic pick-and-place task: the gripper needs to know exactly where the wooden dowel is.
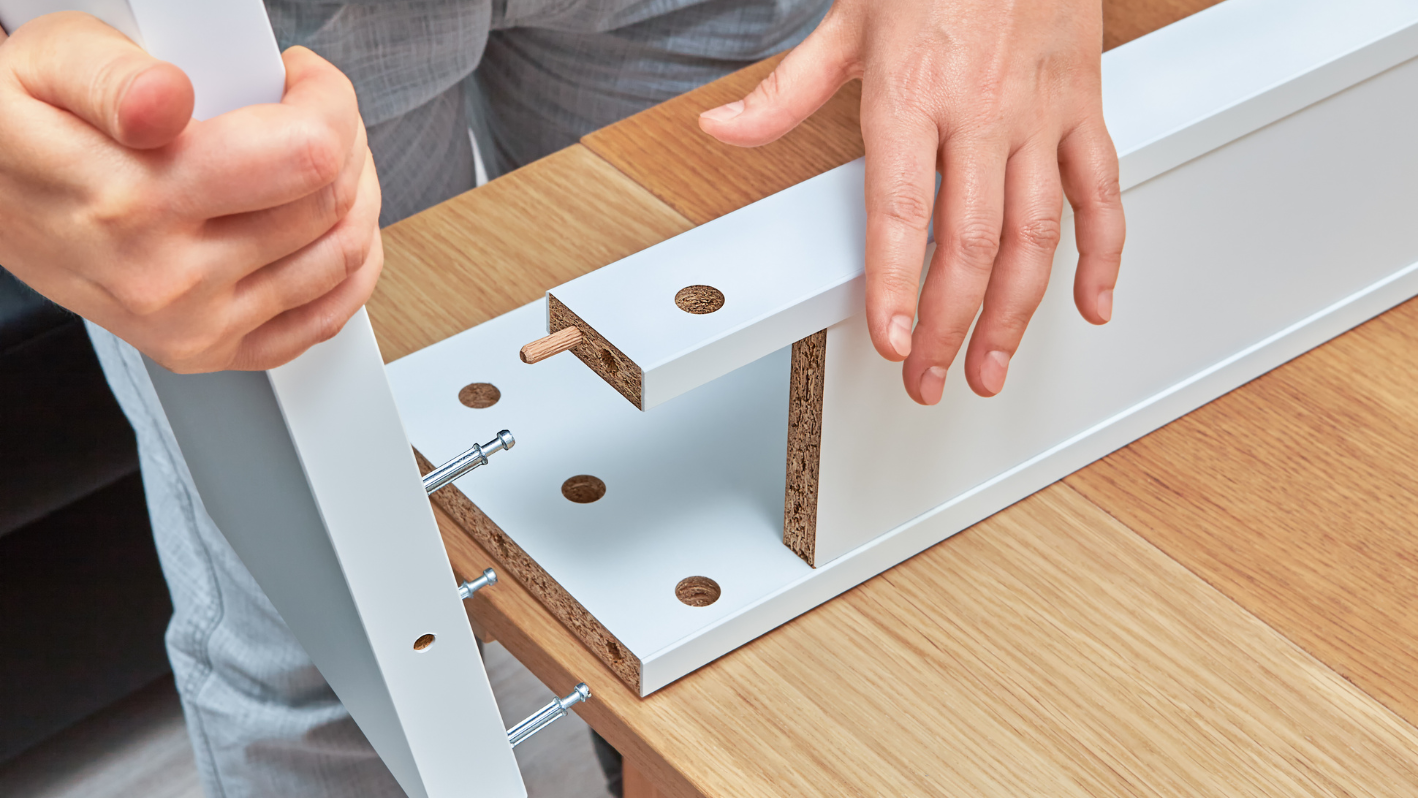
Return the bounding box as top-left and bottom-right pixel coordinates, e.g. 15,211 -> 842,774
520,326 -> 584,364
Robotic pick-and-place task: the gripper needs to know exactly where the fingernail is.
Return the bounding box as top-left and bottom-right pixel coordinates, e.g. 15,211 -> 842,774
888,314 -> 913,359
1097,289 -> 1114,323
700,100 -> 745,122
918,366 -> 948,405
981,350 -> 1010,395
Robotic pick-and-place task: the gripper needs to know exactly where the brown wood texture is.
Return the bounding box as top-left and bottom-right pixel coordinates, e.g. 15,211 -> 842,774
1067,297 -> 1418,728
367,145 -> 692,364
519,326 -> 583,364
623,761 -> 662,798
580,54 -> 863,226
438,487 -> 1418,798
783,330 -> 827,566
548,293 -> 644,409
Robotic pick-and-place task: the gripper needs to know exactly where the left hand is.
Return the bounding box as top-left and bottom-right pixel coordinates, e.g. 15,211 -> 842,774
700,0 -> 1125,404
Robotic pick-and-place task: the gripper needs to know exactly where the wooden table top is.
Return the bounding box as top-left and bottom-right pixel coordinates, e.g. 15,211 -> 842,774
366,2 -> 1418,795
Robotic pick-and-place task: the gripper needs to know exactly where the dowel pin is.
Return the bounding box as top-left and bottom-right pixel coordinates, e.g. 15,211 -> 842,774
520,327 -> 583,364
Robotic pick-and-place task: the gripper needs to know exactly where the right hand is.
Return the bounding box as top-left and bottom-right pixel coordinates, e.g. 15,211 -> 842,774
0,12 -> 382,373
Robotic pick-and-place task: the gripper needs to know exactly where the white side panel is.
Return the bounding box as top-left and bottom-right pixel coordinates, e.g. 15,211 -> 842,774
268,312 -> 524,798
14,1 -> 526,793
813,52 -> 1418,563
547,0 -> 1418,410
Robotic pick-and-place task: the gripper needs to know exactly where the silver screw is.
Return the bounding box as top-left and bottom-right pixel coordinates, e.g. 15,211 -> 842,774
423,430 -> 515,495
457,568 -> 497,601
506,684 -> 592,749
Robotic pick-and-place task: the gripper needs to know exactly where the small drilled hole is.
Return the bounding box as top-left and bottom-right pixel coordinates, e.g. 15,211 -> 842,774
599,348 -> 617,374
458,382 -> 500,409
675,285 -> 725,314
413,633 -> 436,651
562,475 -> 606,504
675,576 -> 721,607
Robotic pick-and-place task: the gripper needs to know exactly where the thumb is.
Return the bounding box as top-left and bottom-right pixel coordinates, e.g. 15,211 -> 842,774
699,21 -> 857,148
10,11 -> 193,149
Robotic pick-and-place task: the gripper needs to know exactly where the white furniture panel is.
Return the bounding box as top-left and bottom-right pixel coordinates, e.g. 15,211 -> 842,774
387,0 -> 1418,696
0,2 -> 531,795
547,0 -> 1418,410
814,51 -> 1418,563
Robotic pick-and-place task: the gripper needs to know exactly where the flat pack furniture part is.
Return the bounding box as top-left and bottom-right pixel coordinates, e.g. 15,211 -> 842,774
0,3 -> 535,797
388,0 -> 1418,696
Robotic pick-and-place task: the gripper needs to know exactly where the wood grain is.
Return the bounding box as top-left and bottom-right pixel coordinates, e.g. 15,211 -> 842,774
1067,296 -> 1418,728
1104,0 -> 1228,50
443,485 -> 1418,798
368,145 -> 693,364
519,326 -> 583,365
580,54 -> 863,226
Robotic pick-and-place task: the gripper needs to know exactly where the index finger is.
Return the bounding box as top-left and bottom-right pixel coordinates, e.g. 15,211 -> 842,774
861,88 -> 940,364
166,46 -> 362,219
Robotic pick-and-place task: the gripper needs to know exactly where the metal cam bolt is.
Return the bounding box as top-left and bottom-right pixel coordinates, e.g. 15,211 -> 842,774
457,568 -> 497,601
423,430 -> 516,495
506,684 -> 592,749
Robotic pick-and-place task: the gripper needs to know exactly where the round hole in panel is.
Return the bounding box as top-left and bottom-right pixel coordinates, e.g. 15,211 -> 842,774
413,633 -> 436,651
562,475 -> 607,504
675,285 -> 725,315
675,576 -> 721,607
458,382 -> 501,409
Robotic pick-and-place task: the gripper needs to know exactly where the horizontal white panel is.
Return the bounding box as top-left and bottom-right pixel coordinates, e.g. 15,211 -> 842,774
547,0 -> 1418,410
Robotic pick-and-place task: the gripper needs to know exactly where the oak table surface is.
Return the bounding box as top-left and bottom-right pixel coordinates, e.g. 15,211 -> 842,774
366,3 -> 1418,796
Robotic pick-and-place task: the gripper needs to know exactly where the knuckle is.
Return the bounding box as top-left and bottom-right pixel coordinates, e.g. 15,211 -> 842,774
329,221 -> 372,279
948,221 -> 1002,272
1013,216 -> 1062,252
873,185 -> 934,231
292,119 -> 345,190
991,304 -> 1040,336
107,261 -> 202,317
873,270 -> 922,300
1091,174 -> 1122,208
311,308 -> 344,345
154,328 -> 221,371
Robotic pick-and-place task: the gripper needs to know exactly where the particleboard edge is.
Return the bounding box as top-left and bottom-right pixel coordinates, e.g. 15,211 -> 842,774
548,294 -> 645,410
783,330 -> 826,566
415,448 -> 643,692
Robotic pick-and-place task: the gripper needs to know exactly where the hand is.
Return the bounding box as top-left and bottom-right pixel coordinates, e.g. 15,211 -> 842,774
0,12 -> 382,373
699,0 -> 1125,403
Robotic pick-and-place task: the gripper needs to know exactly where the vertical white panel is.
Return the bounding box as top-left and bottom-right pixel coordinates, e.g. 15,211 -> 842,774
812,52 -> 1418,564
9,0 -> 527,792
269,312 -> 525,798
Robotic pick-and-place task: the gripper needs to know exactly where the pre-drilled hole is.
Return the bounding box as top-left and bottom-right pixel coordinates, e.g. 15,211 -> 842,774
562,475 -> 606,504
675,285 -> 725,314
413,633 -> 436,651
458,382 -> 500,409
599,348 -> 617,374
675,576 -> 721,607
